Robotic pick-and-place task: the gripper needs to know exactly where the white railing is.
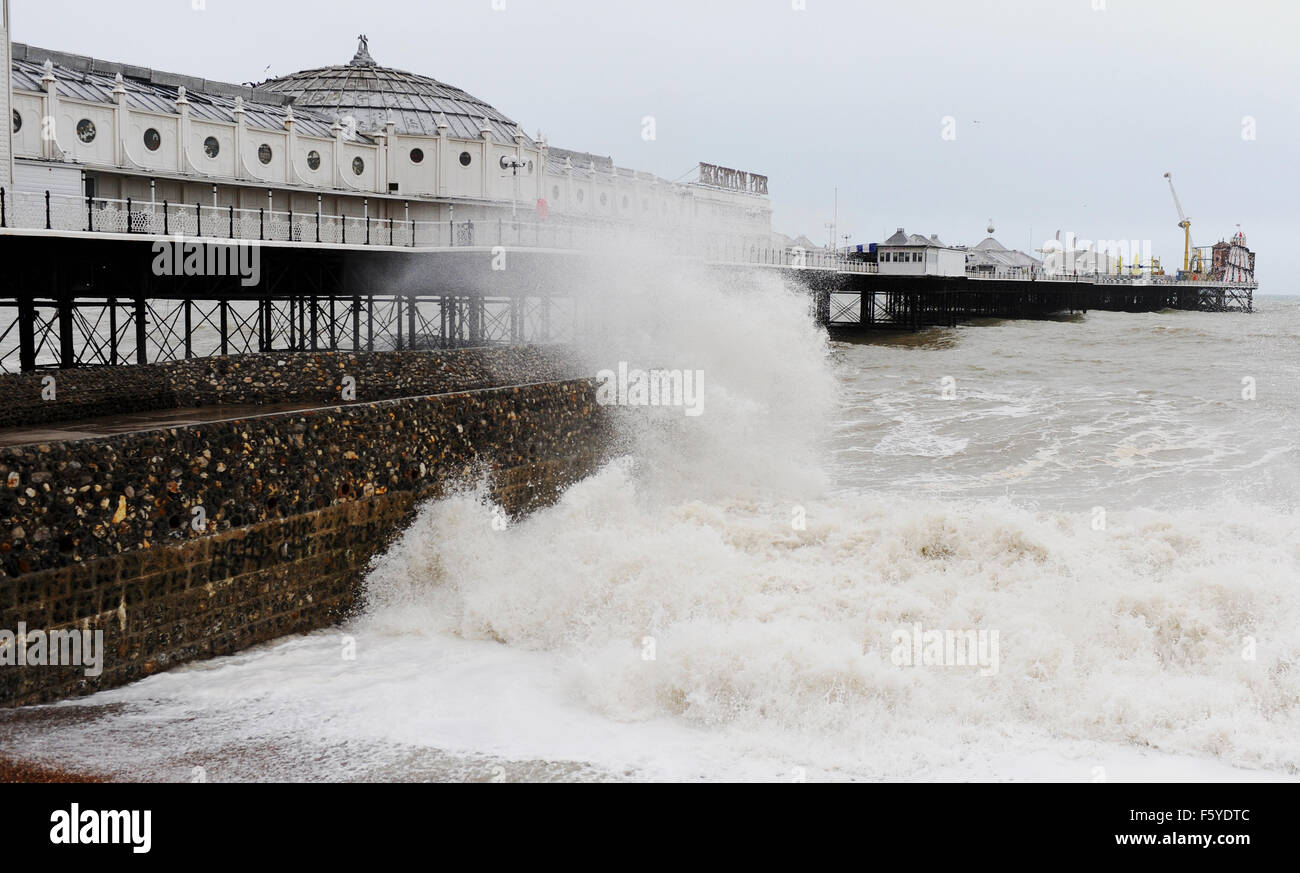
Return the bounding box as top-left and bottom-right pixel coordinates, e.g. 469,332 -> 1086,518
966,267 -> 1256,288
704,245 -> 876,273
0,187 -> 878,273
0,189 -> 601,249
0,188 -> 1254,286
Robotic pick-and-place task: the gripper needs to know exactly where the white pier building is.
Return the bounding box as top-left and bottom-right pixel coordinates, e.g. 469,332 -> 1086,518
1,22 -> 772,254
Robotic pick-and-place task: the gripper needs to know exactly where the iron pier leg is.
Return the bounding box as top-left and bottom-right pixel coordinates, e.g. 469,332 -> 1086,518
18,288 -> 36,373
134,295 -> 148,366
219,299 -> 229,356
109,296 -> 118,365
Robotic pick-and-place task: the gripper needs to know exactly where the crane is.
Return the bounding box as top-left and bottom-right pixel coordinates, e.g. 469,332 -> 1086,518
1163,172 -> 1192,272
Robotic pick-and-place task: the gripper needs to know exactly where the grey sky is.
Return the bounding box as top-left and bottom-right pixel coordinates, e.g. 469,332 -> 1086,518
12,0 -> 1296,283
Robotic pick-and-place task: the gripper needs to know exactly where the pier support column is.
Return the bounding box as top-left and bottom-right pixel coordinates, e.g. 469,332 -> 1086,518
469,295 -> 482,345
17,286 -> 35,372
407,294 -> 417,349
54,263 -> 75,368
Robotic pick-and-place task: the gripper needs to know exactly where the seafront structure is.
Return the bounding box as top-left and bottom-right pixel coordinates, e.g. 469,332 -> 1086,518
0,16 -> 1256,373
1210,231 -> 1255,284
3,35 -> 771,252
960,223 -> 1044,277
877,228 -> 966,277
0,20 -> 791,375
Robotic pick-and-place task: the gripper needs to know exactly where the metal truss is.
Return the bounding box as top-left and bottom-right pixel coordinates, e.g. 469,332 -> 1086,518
0,293 -> 571,372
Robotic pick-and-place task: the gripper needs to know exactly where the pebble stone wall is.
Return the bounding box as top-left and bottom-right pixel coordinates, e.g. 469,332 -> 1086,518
0,348 -> 611,706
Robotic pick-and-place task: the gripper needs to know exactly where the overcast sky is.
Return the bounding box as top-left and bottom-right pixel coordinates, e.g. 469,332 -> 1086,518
11,0 -> 1297,283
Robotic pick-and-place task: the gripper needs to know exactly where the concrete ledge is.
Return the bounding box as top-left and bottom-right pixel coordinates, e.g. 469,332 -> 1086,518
0,345 -> 578,429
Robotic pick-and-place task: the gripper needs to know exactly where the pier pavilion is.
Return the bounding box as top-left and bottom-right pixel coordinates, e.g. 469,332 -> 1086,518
1,31 -> 772,252
0,6 -> 784,373
960,225 -> 1044,277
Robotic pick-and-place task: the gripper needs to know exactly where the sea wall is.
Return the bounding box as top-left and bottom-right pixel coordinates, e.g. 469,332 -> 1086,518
0,349 -> 610,706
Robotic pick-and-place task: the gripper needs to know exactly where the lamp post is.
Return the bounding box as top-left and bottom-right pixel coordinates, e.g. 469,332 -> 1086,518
499,155 -> 526,222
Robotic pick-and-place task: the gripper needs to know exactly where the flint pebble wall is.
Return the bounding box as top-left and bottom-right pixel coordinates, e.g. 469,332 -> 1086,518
0,348 -> 611,706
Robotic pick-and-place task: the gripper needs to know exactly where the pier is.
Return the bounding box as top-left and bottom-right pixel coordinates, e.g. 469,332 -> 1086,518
709,257 -> 1253,331
815,270 -> 1255,333
0,186 -> 1257,373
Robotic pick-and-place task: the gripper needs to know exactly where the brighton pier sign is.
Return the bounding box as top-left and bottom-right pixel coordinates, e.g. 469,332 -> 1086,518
698,162 -> 768,195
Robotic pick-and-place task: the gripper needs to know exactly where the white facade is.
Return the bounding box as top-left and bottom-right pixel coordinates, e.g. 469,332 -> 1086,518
877,229 -> 965,277
3,35 -> 771,250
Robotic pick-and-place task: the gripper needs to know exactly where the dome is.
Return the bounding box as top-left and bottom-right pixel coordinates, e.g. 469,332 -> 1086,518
259,36 -> 532,145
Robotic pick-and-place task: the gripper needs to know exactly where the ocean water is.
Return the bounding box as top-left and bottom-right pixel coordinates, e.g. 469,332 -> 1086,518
3,262 -> 1298,782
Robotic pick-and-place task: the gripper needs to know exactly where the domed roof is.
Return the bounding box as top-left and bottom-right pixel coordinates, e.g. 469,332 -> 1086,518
973,236 -> 1008,251
259,36 -> 532,145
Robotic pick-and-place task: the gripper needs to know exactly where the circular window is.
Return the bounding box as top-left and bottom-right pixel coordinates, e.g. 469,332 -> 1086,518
576,189 -> 585,203
258,144 -> 273,165
11,110 -> 20,134
76,119 -> 97,144
352,156 -> 365,175
306,150 -> 321,171
459,151 -> 472,167
143,128 -> 161,151
410,148 -> 424,164
203,136 -> 220,158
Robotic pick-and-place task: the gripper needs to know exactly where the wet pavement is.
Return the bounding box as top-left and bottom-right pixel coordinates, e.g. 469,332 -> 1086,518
0,402 -> 330,447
